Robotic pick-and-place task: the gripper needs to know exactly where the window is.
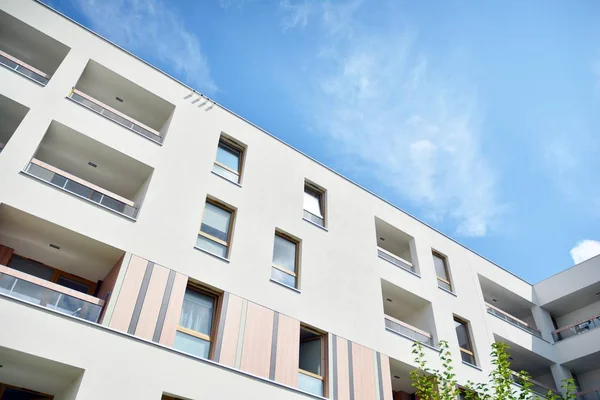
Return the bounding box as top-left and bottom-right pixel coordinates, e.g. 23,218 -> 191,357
433,252 -> 452,292
212,136 -> 243,184
196,200 -> 234,258
303,182 -> 325,227
173,286 -> 218,359
454,317 -> 476,365
271,232 -> 299,288
298,326 -> 326,396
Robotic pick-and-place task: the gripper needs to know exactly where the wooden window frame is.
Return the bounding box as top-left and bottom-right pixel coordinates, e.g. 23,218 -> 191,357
7,253 -> 97,295
198,199 -> 235,256
454,316 -> 476,365
176,283 -> 222,360
298,325 -> 328,397
303,181 -> 326,224
0,383 -> 54,399
272,231 -> 300,287
433,251 -> 453,290
214,136 -> 245,182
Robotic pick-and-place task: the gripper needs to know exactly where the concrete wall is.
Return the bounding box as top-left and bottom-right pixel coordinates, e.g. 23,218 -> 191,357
577,368 -> 600,393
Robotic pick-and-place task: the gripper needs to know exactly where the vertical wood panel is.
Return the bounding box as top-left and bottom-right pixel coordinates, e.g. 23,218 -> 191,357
336,337 -> 351,400
110,255 -> 147,332
217,294 -> 243,367
158,272 -> 187,347
240,302 -> 274,379
352,342 -> 377,400
135,264 -> 169,340
0,245 -> 14,265
274,314 -> 300,387
380,354 -> 393,400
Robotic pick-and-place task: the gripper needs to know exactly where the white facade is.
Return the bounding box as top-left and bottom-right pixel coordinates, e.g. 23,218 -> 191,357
0,1 -> 598,399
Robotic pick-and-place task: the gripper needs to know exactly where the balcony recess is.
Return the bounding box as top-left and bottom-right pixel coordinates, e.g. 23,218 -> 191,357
375,217 -> 419,275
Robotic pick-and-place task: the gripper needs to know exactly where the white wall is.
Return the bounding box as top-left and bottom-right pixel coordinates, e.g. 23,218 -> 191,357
577,368 -> 600,393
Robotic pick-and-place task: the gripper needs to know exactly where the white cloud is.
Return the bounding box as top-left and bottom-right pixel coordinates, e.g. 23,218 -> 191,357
280,1 -> 503,237
70,0 -> 216,94
570,240 -> 600,264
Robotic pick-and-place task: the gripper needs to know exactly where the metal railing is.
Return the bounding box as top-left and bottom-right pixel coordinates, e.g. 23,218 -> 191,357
485,303 -> 543,339
303,210 -> 324,227
577,388 -> 600,400
68,88 -> 163,143
384,315 -> 434,346
510,371 -> 559,398
0,267 -> 103,323
377,247 -> 415,273
25,160 -> 138,219
552,314 -> 600,342
0,50 -> 50,85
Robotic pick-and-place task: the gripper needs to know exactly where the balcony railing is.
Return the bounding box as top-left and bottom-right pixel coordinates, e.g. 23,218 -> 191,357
0,264 -> 103,322
577,388 -> 600,400
298,370 -> 324,396
377,247 -> 415,274
510,371 -> 559,398
24,158 -> 138,219
68,88 -> 163,143
0,49 -> 50,85
384,314 -> 434,346
485,303 -> 543,339
303,210 -> 324,227
552,313 -> 600,342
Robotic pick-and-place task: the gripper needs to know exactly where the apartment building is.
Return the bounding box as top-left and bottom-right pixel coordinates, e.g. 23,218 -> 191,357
0,1 -> 598,399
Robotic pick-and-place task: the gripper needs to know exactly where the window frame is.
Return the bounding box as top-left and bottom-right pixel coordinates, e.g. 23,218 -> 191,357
212,135 -> 245,184
303,181 -> 326,227
298,325 -> 328,397
432,251 -> 453,291
175,283 -> 222,360
271,231 -> 300,288
454,316 -> 476,365
197,198 -> 235,258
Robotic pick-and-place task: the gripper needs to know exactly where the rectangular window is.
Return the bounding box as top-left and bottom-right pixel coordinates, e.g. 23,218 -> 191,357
298,326 -> 326,396
173,286 -> 217,359
196,200 -> 234,258
271,232 -> 299,289
454,317 -> 476,365
212,137 -> 243,184
433,252 -> 452,292
303,183 -> 325,227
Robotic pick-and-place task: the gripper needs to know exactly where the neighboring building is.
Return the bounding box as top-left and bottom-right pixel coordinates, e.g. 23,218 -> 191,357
0,1 -> 598,399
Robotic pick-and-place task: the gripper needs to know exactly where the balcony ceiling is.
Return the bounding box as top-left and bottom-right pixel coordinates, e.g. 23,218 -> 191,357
0,94 -> 29,144
389,357 -> 415,393
494,335 -> 554,376
381,279 -> 429,321
375,217 -> 412,258
0,205 -> 124,281
479,275 -> 534,321
541,281 -> 600,317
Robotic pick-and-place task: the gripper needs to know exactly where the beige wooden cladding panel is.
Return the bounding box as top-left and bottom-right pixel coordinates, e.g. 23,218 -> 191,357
0,245 -> 14,265
109,255 -> 147,332
352,342 -> 377,400
380,354 -> 393,400
274,314 -> 300,387
240,301 -> 274,379
135,264 -> 169,340
158,272 -> 187,347
217,294 -> 244,367
336,336 -> 351,400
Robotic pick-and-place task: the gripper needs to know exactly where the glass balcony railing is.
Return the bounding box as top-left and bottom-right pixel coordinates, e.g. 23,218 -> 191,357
510,371 -> 559,398
68,88 -> 163,143
0,49 -> 50,85
24,159 -> 139,219
303,210 -> 324,227
0,266 -> 103,323
377,247 -> 415,274
552,314 -> 600,342
577,388 -> 600,400
384,315 -> 434,347
298,370 -> 324,396
485,303 -> 543,339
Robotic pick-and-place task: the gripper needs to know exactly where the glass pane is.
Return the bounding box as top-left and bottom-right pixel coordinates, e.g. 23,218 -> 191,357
438,279 -> 452,292
299,338 -> 322,375
273,235 -> 297,273
56,275 -> 92,294
196,235 -> 228,258
298,372 -> 324,396
201,202 -> 232,241
460,350 -> 475,365
102,108 -> 134,128
65,179 -> 93,198
0,53 -> 19,69
216,143 -> 240,172
50,173 -> 68,187
91,191 -> 103,203
173,330 -> 211,359
71,93 -> 104,113
27,163 -> 55,182
271,267 -> 297,288
455,319 -> 473,352
15,65 -> 49,85
179,289 -> 215,335
101,195 -> 126,213
212,163 -> 240,183
303,189 -> 323,218
433,254 -> 449,281
7,255 -> 54,280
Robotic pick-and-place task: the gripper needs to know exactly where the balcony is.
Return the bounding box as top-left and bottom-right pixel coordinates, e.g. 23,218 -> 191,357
552,314 -> 600,342
510,371 -> 559,398
0,93 -> 29,152
0,205 -> 125,324
0,10 -> 70,85
486,303 -> 542,339
577,388 -> 600,400
69,60 -> 175,144
381,279 -> 437,349
375,217 -> 419,275
22,121 -> 153,220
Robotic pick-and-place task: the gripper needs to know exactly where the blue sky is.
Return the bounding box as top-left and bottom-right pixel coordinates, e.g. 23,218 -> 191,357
43,0 -> 600,282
